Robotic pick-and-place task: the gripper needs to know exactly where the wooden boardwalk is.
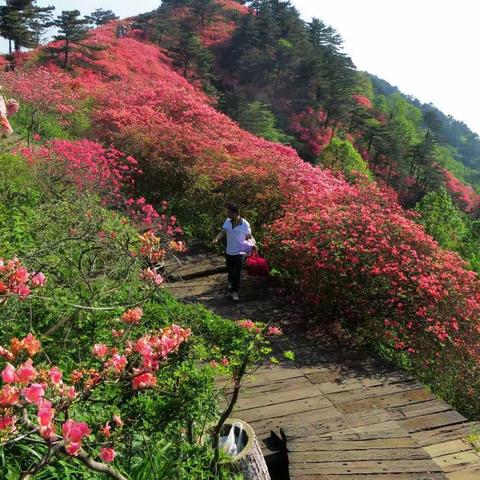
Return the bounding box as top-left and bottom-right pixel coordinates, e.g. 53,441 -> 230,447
168,250 -> 480,479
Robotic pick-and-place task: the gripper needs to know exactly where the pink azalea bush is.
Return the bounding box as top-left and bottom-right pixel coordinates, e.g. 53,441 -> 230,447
0,322 -> 191,473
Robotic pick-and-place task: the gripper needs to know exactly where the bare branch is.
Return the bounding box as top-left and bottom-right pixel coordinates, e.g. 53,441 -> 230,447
76,450 -> 128,480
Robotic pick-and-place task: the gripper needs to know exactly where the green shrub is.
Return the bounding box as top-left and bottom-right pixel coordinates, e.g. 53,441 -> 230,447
317,137 -> 373,182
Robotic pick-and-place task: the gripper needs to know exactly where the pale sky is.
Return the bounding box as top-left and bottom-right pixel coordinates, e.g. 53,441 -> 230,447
2,0 -> 479,135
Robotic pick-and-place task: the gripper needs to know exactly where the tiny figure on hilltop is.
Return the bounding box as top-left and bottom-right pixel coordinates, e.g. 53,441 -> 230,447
214,203 -> 256,302
116,24 -> 128,38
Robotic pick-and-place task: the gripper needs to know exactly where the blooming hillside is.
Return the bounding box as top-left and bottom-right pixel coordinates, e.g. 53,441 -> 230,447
2,16 -> 480,419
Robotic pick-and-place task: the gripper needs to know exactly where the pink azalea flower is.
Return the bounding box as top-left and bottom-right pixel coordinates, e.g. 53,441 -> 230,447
49,367 -> 63,385
62,419 -> 91,455
65,442 -> 82,456
0,385 -> 20,406
101,421 -> 111,437
132,372 -> 156,390
238,319 -> 256,330
0,415 -> 15,430
100,447 -> 116,463
1,363 -> 17,383
267,326 -> 283,336
31,272 -> 47,287
38,399 -> 54,426
22,333 -> 41,356
109,354 -> 127,373
22,383 -> 45,404
121,307 -> 143,324
92,343 -> 108,359
66,386 -> 76,399
16,359 -> 37,384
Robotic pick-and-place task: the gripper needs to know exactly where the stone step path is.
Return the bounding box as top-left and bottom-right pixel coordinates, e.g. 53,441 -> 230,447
168,249 -> 480,480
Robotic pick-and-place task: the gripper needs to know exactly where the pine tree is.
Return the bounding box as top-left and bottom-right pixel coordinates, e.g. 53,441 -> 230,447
85,8 -> 118,26
48,10 -> 90,68
0,6 -> 26,54
172,27 -> 214,87
24,3 -> 55,47
190,0 -> 222,28
0,0 -> 45,53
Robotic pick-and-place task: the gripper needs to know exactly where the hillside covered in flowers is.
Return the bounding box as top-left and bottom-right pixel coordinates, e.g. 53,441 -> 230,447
1,0 -> 480,476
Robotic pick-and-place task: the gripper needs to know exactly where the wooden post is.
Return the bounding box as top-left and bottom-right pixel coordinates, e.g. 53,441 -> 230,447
227,418 -> 271,480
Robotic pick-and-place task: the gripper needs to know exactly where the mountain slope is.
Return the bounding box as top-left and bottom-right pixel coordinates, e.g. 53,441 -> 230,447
2,12 -> 480,418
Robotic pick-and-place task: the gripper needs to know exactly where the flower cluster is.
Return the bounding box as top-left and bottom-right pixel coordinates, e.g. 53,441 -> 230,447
0,320 -> 191,463
0,257 -> 46,301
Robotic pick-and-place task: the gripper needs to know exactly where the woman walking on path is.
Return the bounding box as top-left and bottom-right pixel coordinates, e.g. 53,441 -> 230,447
213,203 -> 255,302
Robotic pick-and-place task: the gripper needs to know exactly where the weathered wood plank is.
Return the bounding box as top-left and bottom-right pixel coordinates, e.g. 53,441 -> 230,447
316,420 -> 409,438
289,458 -> 443,474
388,399 -> 455,420
414,422 -> 479,447
234,385 -> 325,411
236,375 -> 314,397
433,451 -> 480,473
292,474 -> 445,480
249,405 -> 342,436
424,440 -> 473,458
338,388 -> 436,414
289,447 -> 431,462
399,411 -> 467,433
326,380 -> 422,403
246,365 -> 305,384
238,396 -> 333,423
284,409 -> 395,439
288,436 -> 419,451
446,466 -> 480,479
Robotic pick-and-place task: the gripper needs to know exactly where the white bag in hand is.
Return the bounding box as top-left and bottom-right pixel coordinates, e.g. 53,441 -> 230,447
219,422 -> 244,456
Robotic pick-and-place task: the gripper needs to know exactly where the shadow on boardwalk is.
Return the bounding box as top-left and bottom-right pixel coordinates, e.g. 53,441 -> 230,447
167,248 -> 480,480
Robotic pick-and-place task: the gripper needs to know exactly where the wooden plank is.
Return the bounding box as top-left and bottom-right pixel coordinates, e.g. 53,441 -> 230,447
326,380 -> 421,403
433,451 -> 480,473
389,399 -> 454,420
246,365 -> 305,384
288,436 -> 419,451
317,420 -> 408,438
314,377 -> 384,395
414,422 -> 479,447
238,396 -> 333,423
236,375 -> 313,396
234,385 -> 326,411
249,405 -> 342,436
289,430 -> 413,446
338,388 -> 435,414
303,369 -> 343,384
292,474 -> 446,480
288,458 -> 443,474
289,447 -> 431,462
447,466 -> 480,479
399,411 -> 467,433
283,410 -> 395,439
425,440 -> 473,458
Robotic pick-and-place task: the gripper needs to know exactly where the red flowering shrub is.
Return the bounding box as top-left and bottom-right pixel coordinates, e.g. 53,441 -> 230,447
289,107 -> 333,157
265,180 -> 480,411
20,140 -> 140,201
443,168 -> 480,214
352,93 -> 372,109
